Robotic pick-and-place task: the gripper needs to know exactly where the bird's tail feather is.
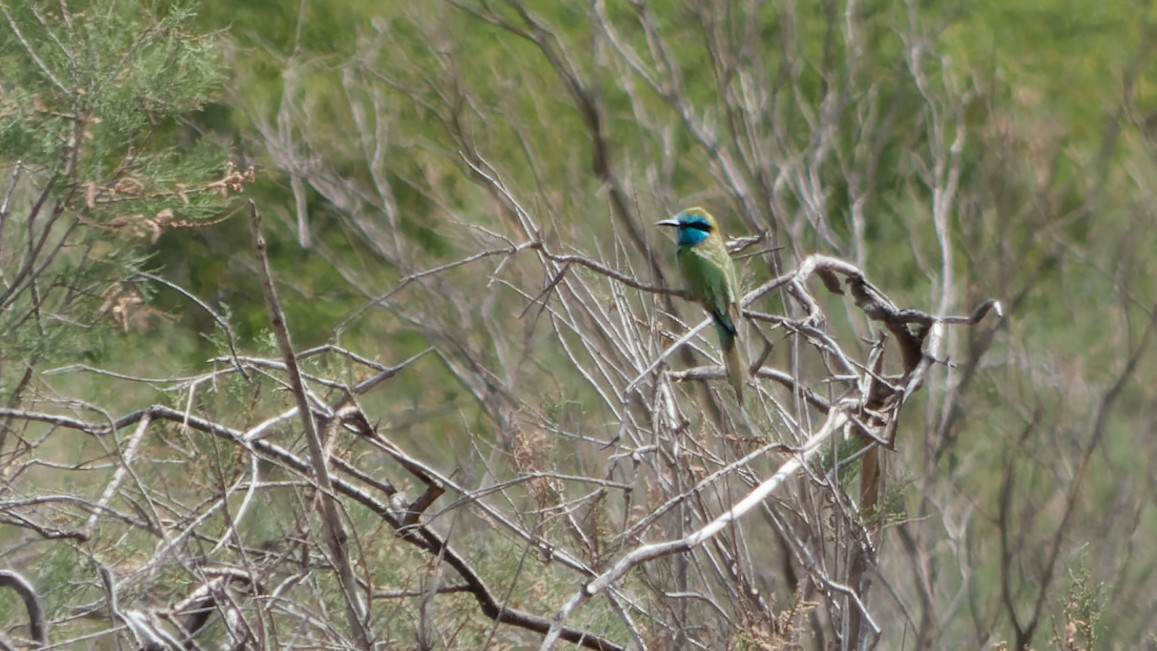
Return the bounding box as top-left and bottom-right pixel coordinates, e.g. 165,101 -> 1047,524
715,322 -> 746,406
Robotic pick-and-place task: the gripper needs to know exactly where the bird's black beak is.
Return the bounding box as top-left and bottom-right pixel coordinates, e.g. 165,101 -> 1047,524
656,219 -> 680,228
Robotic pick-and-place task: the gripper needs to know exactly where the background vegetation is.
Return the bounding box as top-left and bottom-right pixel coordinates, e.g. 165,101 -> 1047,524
2,0 -> 1155,649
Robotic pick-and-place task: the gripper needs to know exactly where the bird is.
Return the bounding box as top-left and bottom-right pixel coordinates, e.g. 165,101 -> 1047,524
658,207 -> 746,404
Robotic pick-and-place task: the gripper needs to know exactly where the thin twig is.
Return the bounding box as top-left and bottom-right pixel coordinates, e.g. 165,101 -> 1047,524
247,200 -> 373,650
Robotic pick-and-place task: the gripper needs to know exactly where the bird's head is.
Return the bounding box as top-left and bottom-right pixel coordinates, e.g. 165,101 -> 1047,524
657,207 -> 718,247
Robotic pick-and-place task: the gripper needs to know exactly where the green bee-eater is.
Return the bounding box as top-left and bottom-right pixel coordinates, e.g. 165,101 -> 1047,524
658,207 -> 746,404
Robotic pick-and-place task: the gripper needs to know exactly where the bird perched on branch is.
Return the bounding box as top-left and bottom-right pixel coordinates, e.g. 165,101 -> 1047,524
658,207 -> 746,404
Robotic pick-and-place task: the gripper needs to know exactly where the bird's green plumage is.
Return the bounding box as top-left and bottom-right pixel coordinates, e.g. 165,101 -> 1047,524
659,207 -> 746,404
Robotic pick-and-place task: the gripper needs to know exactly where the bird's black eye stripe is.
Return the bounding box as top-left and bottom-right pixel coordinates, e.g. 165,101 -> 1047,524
684,221 -> 712,232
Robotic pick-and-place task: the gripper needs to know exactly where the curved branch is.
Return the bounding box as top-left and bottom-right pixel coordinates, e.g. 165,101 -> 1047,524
540,408 -> 850,650
0,570 -> 46,647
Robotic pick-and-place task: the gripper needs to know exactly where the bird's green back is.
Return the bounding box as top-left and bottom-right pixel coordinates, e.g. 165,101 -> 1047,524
677,236 -> 740,334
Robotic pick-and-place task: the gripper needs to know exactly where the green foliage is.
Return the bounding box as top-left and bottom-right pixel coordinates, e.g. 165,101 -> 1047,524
0,0 -> 239,392
1052,550 -> 1106,649
0,2 -> 221,170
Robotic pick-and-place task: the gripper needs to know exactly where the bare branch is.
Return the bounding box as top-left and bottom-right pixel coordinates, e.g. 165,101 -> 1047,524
247,200 -> 374,650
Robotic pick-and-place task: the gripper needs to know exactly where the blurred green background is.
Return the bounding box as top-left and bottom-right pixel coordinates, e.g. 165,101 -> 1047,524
3,0 -> 1157,648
